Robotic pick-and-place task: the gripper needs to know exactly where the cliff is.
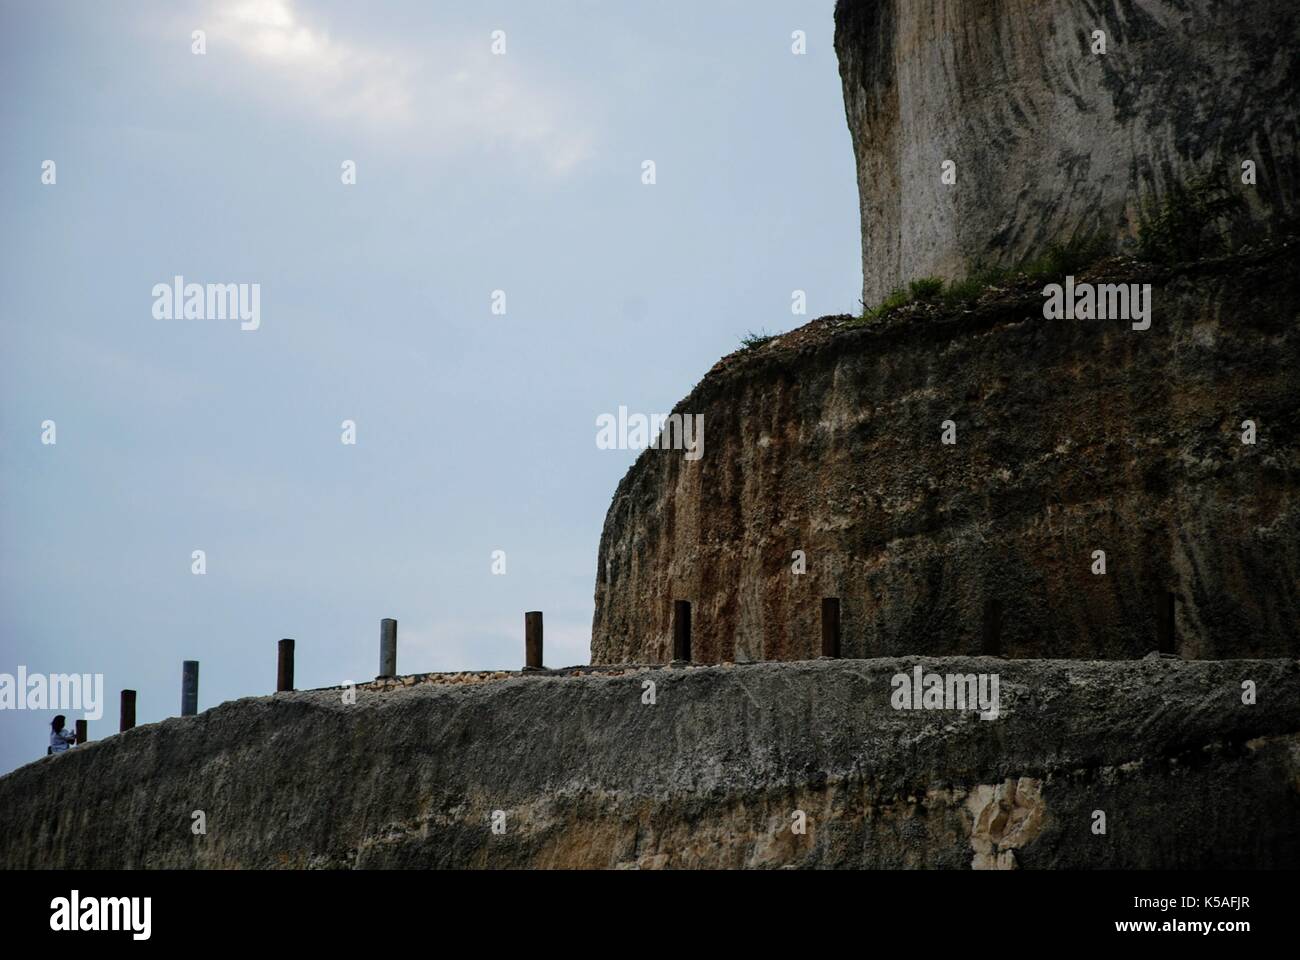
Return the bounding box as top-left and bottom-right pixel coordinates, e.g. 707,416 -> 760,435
4,1 -> 1298,874
591,241 -> 1299,664
834,0 -> 1299,305
2,659 -> 1297,869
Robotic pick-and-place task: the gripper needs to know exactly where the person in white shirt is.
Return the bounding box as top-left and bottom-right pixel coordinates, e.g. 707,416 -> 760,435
48,715 -> 76,755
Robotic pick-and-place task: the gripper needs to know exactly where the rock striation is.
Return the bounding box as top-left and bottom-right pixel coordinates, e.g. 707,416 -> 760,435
592,243 -> 1299,664
1,659 -> 1296,869
3,2 -> 1296,874
833,0 -> 1300,306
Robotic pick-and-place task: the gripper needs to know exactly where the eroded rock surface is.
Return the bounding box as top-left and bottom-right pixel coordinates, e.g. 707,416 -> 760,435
834,0 -> 1300,305
592,243 -> 1299,664
2,659 -> 1297,869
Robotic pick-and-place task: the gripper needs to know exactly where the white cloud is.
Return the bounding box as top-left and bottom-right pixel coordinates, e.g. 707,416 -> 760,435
196,0 -> 592,174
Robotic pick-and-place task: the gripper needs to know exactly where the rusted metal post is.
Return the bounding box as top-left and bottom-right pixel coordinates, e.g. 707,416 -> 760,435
821,597 -> 841,658
672,600 -> 692,662
181,660 -> 199,716
525,611 -> 543,669
119,690 -> 136,732
378,618 -> 397,677
75,718 -> 87,745
277,638 -> 295,692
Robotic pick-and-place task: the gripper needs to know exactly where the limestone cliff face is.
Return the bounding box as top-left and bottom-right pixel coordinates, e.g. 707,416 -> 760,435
2,660 -> 1297,869
834,0 -> 1300,306
591,243 -> 1298,664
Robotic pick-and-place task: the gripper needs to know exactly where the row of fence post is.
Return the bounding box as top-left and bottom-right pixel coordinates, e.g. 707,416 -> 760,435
87,591 -> 1178,743
74,602 -> 827,745
257,599 -> 844,689
91,611 -> 549,742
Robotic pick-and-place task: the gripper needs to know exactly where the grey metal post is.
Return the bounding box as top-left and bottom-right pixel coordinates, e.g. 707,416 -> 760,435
181,660 -> 199,716
378,618 -> 397,677
525,611 -> 543,669
120,690 -> 136,732
277,638 -> 295,692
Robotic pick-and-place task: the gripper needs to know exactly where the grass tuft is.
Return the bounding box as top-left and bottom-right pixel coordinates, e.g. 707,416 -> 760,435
908,276 -> 945,301
1137,174 -> 1246,264
844,171 -> 1254,331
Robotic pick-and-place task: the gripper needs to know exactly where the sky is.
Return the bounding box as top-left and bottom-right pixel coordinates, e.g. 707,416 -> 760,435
0,0 -> 860,776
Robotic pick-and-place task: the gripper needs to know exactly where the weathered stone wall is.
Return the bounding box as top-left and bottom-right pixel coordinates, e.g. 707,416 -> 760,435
591,243 -> 1298,664
834,0 -> 1300,305
1,659 -> 1297,869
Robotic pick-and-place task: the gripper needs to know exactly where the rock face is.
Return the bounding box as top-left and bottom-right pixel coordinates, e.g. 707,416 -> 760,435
4,5 -> 1293,877
591,243 -> 1299,664
2,659 -> 1297,869
833,0 -> 1300,306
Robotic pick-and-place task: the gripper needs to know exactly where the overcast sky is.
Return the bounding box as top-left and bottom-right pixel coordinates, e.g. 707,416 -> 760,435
0,0 -> 858,775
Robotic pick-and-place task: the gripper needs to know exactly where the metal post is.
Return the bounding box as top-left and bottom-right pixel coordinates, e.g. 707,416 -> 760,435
378,618 -> 397,678
120,690 -> 136,732
181,660 -> 199,716
525,611 -> 543,670
1157,592 -> 1176,654
75,718 -> 87,745
672,600 -> 692,662
821,598 -> 841,658
277,638 -> 295,692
